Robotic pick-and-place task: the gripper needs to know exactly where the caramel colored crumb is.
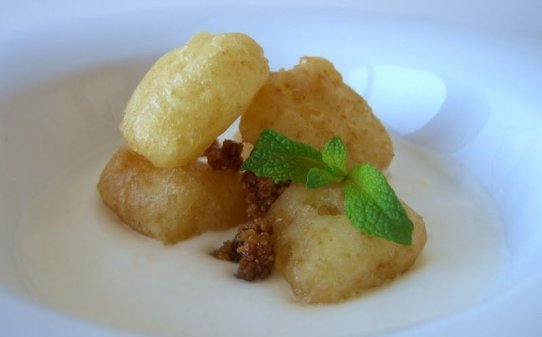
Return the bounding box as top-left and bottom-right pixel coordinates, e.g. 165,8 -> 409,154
241,171 -> 290,219
213,219 -> 274,281
212,169 -> 290,281
236,224 -> 274,280
205,139 -> 244,171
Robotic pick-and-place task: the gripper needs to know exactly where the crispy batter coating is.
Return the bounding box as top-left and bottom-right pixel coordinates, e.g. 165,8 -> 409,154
120,32 -> 269,168
98,146 -> 247,244
267,184 -> 426,304
240,57 -> 394,170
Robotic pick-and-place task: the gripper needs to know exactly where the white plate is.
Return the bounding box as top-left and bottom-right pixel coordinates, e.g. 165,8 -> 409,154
1,2 -> 542,337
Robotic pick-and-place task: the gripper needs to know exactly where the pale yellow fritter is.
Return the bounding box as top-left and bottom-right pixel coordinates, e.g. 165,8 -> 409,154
267,184 -> 426,304
240,57 -> 394,170
97,146 -> 247,244
120,32 -> 270,168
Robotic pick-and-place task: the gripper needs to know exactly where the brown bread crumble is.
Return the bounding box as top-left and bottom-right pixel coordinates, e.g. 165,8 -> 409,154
204,139 -> 244,171
207,140 -> 290,281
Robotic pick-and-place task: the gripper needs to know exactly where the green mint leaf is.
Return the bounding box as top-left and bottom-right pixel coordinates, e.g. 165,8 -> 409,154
343,164 -> 413,245
241,128 -> 326,184
321,135 -> 347,175
306,168 -> 343,188
241,129 -> 414,246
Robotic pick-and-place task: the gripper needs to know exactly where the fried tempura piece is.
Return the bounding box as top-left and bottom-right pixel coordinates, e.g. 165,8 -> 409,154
266,184 -> 426,304
97,146 -> 247,244
240,57 -> 393,170
120,32 -> 269,168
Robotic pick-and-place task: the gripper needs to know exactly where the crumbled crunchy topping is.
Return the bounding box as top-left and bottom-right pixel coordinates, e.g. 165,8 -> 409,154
210,142 -> 290,281
204,139 -> 244,171
242,171 -> 291,219
213,218 -> 274,281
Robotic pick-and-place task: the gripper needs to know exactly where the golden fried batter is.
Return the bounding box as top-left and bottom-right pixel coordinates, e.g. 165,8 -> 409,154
240,57 -> 394,170
98,146 -> 247,244
120,32 -> 269,168
267,184 -> 426,304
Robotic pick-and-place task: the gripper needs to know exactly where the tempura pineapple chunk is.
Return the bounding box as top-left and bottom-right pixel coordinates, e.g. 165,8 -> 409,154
98,146 -> 247,244
240,57 -> 393,170
266,184 -> 426,304
121,32 -> 269,168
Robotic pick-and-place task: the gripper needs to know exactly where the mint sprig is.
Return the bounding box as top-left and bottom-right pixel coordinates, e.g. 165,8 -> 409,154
344,164 -> 413,245
241,128 -> 325,184
241,128 -> 413,245
321,135 -> 347,175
